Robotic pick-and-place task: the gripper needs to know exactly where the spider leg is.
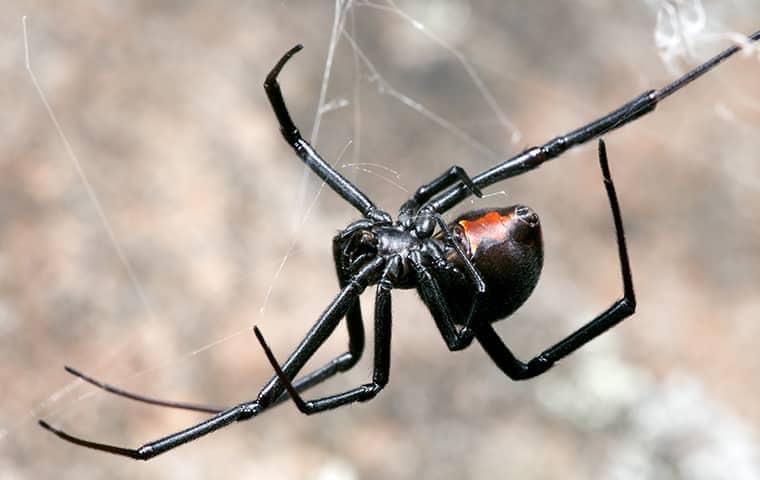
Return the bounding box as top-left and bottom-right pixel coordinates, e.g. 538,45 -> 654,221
61,231 -> 371,413
264,45 -> 390,223
475,140 -> 636,380
426,29 -> 760,215
265,233 -> 374,404
433,215 -> 485,331
253,256 -> 385,405
333,230 -> 368,365
411,251 -> 476,351
255,272 -> 393,413
39,405 -> 253,460
39,257 -> 385,459
400,166 -> 483,216
62,366 -> 224,414
62,363 -> 329,415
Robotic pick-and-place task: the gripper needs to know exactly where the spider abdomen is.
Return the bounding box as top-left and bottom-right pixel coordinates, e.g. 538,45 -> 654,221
448,206 -> 544,323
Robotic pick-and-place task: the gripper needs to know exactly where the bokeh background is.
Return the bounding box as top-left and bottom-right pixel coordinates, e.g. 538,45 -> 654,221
2,1 -> 760,478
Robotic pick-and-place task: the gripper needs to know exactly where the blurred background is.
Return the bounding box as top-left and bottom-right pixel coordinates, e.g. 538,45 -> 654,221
2,1 -> 760,478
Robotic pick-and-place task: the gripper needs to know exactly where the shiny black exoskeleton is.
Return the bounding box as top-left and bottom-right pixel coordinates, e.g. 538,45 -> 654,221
40,29 -> 760,459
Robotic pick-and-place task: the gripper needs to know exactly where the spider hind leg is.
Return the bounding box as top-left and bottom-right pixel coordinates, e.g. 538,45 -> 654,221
476,139 -> 636,380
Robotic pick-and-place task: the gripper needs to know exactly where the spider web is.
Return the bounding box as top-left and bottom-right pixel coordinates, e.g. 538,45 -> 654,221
3,1 -> 760,478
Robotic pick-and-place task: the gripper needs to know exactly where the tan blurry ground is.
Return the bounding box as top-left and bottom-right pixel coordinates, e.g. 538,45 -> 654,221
2,1 -> 760,479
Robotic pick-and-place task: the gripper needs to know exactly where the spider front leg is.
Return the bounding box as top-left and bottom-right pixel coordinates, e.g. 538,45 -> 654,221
400,167 -> 482,218
399,167 -> 484,237
265,45 -> 390,224
476,139 -> 636,380
255,268 -> 394,413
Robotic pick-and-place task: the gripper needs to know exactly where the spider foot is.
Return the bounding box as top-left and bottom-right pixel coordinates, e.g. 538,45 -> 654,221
253,326 -> 310,413
39,420 -> 143,459
264,44 -> 304,87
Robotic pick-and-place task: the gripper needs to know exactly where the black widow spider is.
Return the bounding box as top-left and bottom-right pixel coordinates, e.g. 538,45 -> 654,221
40,29 -> 760,459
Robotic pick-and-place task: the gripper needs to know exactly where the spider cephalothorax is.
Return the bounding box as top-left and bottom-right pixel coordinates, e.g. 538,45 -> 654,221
40,30 -> 760,460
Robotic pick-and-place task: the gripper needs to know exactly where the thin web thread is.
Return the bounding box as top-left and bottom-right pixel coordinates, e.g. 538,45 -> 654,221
22,17 -> 159,327
264,0 -> 516,320
341,30 -> 500,159
25,3 -> 760,435
16,15 -> 165,435
357,0 -> 522,144
293,0 -> 356,228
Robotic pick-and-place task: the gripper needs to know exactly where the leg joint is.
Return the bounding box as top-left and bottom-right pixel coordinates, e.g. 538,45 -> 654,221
619,296 -> 637,315
358,383 -> 384,402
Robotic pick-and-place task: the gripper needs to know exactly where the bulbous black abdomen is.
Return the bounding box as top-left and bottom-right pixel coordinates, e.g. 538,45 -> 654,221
437,205 -> 543,324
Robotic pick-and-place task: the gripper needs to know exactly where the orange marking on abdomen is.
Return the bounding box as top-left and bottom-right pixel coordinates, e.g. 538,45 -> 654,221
458,211 -> 512,254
